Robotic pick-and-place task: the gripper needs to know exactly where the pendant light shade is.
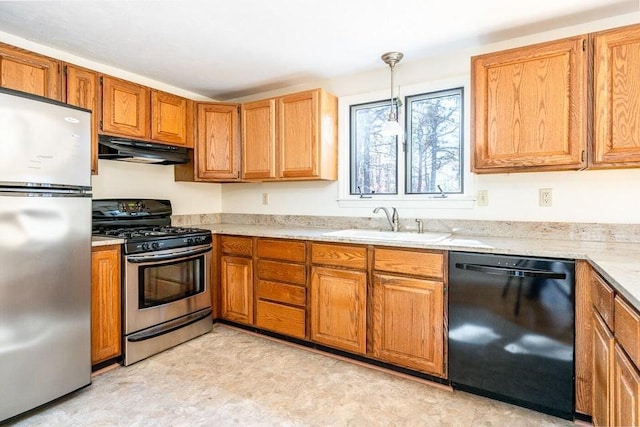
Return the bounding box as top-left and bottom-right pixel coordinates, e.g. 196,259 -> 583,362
380,51 -> 403,137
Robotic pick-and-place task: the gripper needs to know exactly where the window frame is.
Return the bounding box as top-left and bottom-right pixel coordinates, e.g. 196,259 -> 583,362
404,87 -> 465,196
349,98 -> 399,196
337,77 -> 474,209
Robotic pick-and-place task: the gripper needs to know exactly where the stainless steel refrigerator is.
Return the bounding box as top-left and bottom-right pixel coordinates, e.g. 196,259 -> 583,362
0,88 -> 92,422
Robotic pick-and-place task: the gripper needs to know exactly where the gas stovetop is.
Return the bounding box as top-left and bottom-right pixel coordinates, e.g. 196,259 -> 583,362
95,225 -> 210,239
92,199 -> 212,254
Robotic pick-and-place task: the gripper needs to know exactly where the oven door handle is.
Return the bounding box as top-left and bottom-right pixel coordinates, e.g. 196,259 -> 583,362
126,245 -> 212,263
127,308 -> 213,342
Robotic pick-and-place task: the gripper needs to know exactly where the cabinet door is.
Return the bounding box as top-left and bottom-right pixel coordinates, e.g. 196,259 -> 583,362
593,312 -> 615,427
195,103 -> 239,181
101,76 -> 150,139
0,43 -> 61,100
613,343 -> 640,427
242,99 -> 276,180
151,90 -> 193,147
593,24 -> 640,167
91,245 -> 121,365
472,36 -> 587,172
373,274 -> 445,376
220,255 -> 253,324
65,64 -> 99,175
278,90 -> 319,179
310,266 -> 366,354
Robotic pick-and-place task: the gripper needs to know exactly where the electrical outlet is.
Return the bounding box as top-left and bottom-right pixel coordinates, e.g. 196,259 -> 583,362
477,190 -> 488,207
539,188 -> 552,207
262,192 -> 269,205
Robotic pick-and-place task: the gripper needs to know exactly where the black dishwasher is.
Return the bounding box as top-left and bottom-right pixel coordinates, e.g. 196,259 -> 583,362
448,251 -> 575,419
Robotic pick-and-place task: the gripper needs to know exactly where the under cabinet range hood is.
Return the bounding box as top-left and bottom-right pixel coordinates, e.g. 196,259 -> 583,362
98,135 -> 190,165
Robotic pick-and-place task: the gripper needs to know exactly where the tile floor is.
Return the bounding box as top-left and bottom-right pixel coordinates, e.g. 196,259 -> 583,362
6,325 -> 576,426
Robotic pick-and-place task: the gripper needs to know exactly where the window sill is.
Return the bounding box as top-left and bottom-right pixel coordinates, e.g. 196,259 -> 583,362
337,197 -> 476,209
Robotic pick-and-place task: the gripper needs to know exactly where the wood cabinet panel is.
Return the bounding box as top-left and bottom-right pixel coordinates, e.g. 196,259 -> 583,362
256,238 -> 305,262
593,24 -> 640,167
311,243 -> 367,270
310,266 -> 366,354
256,260 -> 306,285
257,280 -> 306,307
575,260 -> 594,415
219,235 -> 252,257
256,300 -> 306,339
372,273 -> 445,376
278,90 -> 318,178
101,76 -> 150,138
220,255 -> 253,325
472,36 -> 587,172
615,296 -> 640,367
0,43 -> 61,100
64,64 -> 99,174
194,103 -> 239,181
593,312 -> 615,427
91,245 -> 121,365
374,248 -> 444,279
151,90 -> 193,147
613,343 -> 640,427
593,271 -> 615,329
242,98 -> 276,180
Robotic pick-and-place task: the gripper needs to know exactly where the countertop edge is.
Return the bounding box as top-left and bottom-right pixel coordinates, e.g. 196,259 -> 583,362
201,224 -> 640,310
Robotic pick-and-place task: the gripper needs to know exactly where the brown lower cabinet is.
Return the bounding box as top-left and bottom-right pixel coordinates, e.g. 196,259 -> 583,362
217,238 -> 447,374
372,247 -> 446,377
219,233 -> 254,325
90,245 -> 121,366
255,238 -> 307,339
310,266 -> 367,354
591,268 -> 640,426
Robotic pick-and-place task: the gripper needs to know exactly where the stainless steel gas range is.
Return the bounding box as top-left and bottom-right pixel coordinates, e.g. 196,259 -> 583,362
92,199 -> 213,366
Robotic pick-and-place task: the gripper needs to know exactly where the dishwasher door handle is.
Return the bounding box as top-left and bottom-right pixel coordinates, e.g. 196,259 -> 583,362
454,263 -> 566,279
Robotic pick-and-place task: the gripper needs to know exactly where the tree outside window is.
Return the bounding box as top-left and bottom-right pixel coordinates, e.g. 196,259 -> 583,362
350,87 -> 463,196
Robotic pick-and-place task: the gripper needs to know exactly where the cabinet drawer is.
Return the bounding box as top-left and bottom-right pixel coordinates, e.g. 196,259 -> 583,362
219,235 -> 252,256
592,272 -> 615,329
615,296 -> 640,367
257,280 -> 306,307
374,248 -> 444,279
257,238 -> 306,262
311,243 -> 367,270
256,300 -> 306,339
256,259 -> 306,285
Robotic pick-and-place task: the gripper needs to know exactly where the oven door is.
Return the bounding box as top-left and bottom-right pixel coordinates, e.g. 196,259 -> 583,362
123,244 -> 212,335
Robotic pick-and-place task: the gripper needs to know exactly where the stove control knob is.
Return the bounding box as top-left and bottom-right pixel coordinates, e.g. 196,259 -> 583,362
141,243 -> 150,251
186,237 -> 194,244
151,242 -> 160,250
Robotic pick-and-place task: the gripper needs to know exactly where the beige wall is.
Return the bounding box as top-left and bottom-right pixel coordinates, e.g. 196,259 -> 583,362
3,11 -> 640,222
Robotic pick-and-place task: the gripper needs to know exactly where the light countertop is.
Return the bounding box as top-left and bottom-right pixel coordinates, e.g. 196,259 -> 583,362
91,236 -> 125,247
199,223 -> 640,310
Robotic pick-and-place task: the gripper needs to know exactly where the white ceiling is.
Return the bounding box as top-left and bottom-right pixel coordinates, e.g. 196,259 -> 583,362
0,0 -> 636,100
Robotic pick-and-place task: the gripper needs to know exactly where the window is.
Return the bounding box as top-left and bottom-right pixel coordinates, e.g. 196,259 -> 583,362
349,87 -> 464,198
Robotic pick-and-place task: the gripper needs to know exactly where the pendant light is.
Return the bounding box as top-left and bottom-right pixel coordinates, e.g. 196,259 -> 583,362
380,51 -> 404,137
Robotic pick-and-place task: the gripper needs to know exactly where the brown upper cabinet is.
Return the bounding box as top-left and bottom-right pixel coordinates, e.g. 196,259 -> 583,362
241,98 -> 277,180
175,103 -> 240,182
241,88 -> 338,181
101,75 -> 193,147
64,64 -> 100,174
472,35 -> 588,173
101,75 -> 150,139
0,43 -> 61,101
151,90 -> 193,147
592,24 -> 640,168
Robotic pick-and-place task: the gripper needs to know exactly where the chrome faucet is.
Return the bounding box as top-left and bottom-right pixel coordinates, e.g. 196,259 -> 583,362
373,207 -> 399,232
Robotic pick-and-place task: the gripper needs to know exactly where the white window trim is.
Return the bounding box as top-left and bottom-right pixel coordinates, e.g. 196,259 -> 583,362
337,75 -> 475,209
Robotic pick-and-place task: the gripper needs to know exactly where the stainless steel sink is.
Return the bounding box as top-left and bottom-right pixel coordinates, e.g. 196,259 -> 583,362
322,229 -> 451,243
